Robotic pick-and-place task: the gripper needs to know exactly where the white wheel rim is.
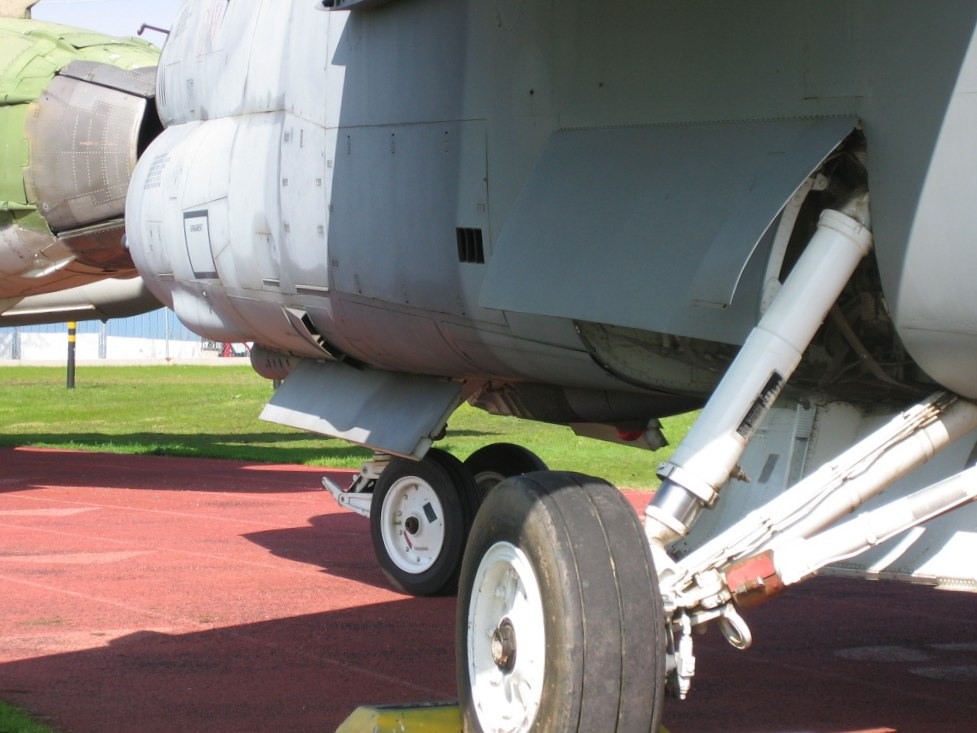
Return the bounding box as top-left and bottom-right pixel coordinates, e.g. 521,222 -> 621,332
379,475 -> 446,574
467,541 -> 546,733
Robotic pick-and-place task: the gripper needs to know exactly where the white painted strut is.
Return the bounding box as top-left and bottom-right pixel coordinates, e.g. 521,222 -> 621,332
646,208 -> 873,547
767,395 -> 977,548
773,463 -> 977,586
663,392 -> 977,598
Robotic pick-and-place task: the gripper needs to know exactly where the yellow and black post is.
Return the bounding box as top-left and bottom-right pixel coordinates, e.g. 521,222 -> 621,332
67,321 -> 76,389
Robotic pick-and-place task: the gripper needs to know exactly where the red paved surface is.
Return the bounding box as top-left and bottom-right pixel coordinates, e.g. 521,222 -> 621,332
1,447 -> 976,732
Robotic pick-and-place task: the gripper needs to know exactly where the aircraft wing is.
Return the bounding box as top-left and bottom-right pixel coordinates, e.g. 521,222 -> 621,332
0,276 -> 160,327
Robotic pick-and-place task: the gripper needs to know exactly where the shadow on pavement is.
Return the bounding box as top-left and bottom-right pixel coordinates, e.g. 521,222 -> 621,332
0,599 -> 457,733
0,446 -> 351,495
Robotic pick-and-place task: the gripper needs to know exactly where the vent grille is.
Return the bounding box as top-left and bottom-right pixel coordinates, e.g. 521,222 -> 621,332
456,228 -> 485,264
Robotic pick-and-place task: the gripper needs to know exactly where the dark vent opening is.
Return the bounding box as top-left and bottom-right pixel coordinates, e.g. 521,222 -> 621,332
456,227 -> 485,264
137,101 -> 165,158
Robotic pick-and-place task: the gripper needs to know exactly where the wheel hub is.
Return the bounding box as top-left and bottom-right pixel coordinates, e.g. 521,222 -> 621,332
467,541 -> 546,733
491,618 -> 517,672
378,476 -> 446,574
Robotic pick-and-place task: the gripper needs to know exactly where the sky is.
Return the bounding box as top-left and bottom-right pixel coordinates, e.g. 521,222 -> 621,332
31,0 -> 183,43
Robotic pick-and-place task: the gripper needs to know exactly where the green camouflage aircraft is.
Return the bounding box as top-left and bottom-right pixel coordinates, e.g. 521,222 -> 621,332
0,1 -> 160,325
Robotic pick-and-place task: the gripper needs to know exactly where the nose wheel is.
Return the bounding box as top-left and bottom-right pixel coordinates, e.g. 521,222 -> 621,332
370,449 -> 478,596
457,472 -> 666,733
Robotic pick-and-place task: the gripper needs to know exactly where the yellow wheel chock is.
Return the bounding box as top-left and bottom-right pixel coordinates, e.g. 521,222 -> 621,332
335,703 -> 670,733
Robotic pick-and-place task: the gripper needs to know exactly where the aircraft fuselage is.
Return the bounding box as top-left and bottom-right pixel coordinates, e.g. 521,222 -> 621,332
129,1 -> 977,424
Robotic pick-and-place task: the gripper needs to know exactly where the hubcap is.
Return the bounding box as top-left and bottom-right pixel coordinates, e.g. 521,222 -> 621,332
468,541 -> 546,733
379,475 -> 445,574
492,618 -> 517,672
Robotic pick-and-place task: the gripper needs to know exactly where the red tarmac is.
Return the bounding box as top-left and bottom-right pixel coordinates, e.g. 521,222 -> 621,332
1,447 -> 976,732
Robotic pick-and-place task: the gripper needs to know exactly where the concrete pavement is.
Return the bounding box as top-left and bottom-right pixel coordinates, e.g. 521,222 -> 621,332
1,447 -> 975,732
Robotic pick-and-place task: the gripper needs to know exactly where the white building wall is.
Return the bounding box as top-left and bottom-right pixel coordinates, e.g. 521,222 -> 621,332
2,332 -> 203,361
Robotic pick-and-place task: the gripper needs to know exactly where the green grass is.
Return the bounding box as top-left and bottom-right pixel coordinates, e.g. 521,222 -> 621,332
0,365 -> 695,489
0,702 -> 58,733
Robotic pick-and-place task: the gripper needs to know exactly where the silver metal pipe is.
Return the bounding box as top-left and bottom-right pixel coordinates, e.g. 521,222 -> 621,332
646,208 -> 873,547
769,395 -> 977,547
774,463 -> 977,585
666,392 -> 977,596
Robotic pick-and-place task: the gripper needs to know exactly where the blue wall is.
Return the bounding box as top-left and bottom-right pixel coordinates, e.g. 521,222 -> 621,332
0,310 -> 199,341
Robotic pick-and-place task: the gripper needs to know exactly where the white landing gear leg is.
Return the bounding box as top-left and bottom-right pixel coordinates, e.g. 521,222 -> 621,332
646,205 -> 873,555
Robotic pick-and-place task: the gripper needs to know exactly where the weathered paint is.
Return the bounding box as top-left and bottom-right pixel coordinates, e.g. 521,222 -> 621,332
0,18 -> 160,317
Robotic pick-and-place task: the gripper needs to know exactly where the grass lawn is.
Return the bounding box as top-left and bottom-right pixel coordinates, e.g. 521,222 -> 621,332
0,702 -> 58,733
0,364 -> 695,489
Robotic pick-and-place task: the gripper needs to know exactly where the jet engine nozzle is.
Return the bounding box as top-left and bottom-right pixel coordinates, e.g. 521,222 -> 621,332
21,62 -> 163,272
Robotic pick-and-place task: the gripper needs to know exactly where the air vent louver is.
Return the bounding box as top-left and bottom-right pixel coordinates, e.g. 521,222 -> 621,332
456,228 -> 485,264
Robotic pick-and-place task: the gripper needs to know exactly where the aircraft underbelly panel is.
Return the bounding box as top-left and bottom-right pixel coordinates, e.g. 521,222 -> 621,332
480,117 -> 855,344
0,276 -> 158,326
332,301 -> 478,375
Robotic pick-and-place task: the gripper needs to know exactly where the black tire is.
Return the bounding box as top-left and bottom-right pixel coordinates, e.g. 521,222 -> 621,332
457,472 -> 665,733
463,443 -> 548,502
370,456 -> 466,596
425,447 -> 481,534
